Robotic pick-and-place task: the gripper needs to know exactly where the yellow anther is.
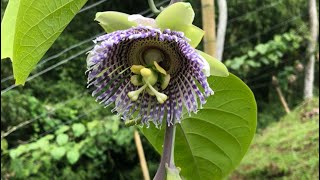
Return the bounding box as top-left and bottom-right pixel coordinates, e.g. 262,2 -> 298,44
154,61 -> 167,75
131,65 -> 145,74
129,62 -> 169,103
140,68 -> 152,77
128,84 -> 147,101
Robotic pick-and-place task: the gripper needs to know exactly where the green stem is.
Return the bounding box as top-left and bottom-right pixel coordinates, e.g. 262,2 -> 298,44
148,0 -> 182,15
148,0 -> 161,14
154,122 -> 177,180
169,125 -> 176,166
169,0 -> 182,5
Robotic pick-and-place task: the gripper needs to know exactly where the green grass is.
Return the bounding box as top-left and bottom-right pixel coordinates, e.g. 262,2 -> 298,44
229,98 -> 319,180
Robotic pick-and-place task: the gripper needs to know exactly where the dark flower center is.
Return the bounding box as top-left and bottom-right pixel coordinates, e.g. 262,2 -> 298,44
142,48 -> 164,65
127,38 -> 181,77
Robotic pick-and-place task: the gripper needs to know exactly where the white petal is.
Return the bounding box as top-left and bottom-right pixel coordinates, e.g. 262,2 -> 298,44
86,51 -> 95,67
198,54 -> 210,77
128,14 -> 157,28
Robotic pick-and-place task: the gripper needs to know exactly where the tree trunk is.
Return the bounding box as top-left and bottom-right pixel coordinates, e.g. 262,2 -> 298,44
216,0 -> 227,61
201,0 -> 216,56
304,0 -> 319,99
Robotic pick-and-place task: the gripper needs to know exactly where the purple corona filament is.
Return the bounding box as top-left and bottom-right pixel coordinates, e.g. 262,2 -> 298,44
87,26 -> 213,126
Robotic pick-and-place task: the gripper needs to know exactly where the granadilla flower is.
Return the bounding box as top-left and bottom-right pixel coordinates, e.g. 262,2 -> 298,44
86,2 -> 229,127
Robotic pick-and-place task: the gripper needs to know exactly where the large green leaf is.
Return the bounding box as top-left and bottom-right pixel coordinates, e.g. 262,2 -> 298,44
1,0 -> 88,85
1,0 -> 19,59
141,74 -> 257,180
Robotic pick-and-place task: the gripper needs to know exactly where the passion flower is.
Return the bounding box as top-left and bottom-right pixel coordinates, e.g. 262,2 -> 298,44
86,2 -> 229,126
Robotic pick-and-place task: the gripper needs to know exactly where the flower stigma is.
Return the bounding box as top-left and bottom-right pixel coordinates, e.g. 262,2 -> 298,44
128,48 -> 169,104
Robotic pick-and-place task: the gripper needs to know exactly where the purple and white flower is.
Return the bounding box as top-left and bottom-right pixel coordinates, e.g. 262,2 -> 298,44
86,2 -> 229,126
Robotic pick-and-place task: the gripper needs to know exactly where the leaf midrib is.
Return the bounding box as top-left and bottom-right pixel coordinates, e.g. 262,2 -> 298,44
22,0 -> 76,36
185,132 -> 235,165
178,124 -> 202,179
16,0 -> 80,61
184,116 -> 243,155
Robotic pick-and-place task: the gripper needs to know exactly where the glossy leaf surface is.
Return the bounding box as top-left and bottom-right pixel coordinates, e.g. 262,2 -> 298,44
141,74 -> 257,180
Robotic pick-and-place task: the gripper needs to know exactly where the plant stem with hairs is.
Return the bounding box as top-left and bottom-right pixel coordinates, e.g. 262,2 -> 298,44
154,123 -> 180,180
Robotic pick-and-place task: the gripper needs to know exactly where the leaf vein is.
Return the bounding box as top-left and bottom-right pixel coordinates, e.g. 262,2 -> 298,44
185,132 -> 235,166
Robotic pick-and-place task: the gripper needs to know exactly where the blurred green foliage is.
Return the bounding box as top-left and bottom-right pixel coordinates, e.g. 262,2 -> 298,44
1,89 -> 159,179
224,31 -> 309,129
2,116 -> 136,179
230,98 -> 319,179
225,31 -> 302,78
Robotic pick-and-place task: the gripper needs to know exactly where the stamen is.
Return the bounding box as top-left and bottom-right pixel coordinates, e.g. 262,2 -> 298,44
128,84 -> 147,101
147,83 -> 168,104
131,65 -> 145,74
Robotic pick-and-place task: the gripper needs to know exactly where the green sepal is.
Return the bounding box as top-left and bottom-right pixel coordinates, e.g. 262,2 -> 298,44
95,11 -> 137,33
196,50 -> 229,77
156,2 -> 194,31
183,25 -> 204,48
155,2 -> 203,47
166,164 -> 182,180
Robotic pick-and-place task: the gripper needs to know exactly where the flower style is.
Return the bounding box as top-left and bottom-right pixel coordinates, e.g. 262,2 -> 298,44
86,2 -> 229,127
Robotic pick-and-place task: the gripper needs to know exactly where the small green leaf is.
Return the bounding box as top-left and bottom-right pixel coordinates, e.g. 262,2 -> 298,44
156,2 -> 194,31
36,138 -> 50,148
1,0 -> 19,59
67,149 -> 80,164
56,134 -> 69,146
197,50 -> 229,77
72,123 -> 86,137
155,2 -> 202,47
43,134 -> 55,140
1,139 -> 8,151
255,44 -> 268,54
141,74 -> 257,179
248,50 -> 257,58
55,125 -> 70,135
2,0 -> 88,85
95,11 -> 137,33
50,147 -> 66,160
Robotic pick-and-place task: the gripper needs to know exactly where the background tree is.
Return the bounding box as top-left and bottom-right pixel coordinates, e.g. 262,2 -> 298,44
201,0 -> 216,56
304,0 -> 319,99
216,0 -> 227,61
